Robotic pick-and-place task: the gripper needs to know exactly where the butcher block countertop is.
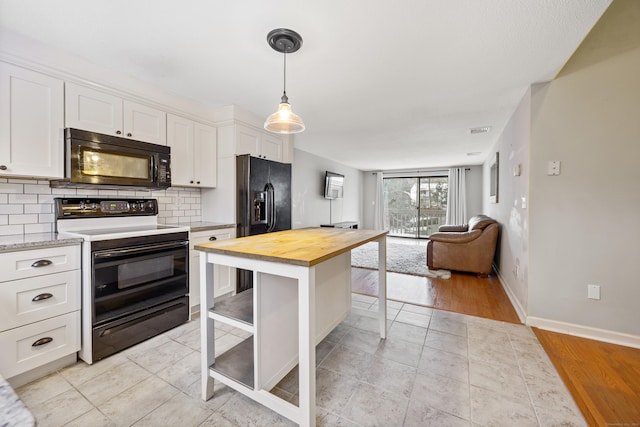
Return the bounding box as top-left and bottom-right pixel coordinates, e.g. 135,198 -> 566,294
194,227 -> 387,267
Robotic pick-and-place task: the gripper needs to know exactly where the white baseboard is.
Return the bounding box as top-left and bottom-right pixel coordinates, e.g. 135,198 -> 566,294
494,267 -> 527,324
527,316 -> 640,349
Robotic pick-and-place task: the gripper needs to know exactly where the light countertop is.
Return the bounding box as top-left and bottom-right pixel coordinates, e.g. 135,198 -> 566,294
0,233 -> 83,253
194,227 -> 387,267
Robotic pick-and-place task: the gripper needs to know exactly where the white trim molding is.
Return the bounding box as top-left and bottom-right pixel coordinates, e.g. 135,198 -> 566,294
527,316 -> 640,350
495,267 -> 527,324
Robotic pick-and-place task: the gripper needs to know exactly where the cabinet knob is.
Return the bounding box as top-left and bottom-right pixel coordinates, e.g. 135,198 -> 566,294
209,236 -> 217,241
116,130 -> 122,135
190,180 -> 194,184
197,181 -> 200,184
0,165 -> 7,170
127,132 -> 132,137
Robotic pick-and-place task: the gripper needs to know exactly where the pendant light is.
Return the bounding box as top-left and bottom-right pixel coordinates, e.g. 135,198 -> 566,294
264,28 -> 305,134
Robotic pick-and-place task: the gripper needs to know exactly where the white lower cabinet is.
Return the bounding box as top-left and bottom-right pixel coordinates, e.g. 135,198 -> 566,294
0,244 -> 81,380
189,228 -> 236,311
0,311 -> 80,378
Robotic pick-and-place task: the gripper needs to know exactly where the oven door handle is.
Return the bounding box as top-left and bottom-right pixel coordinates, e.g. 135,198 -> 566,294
94,240 -> 188,258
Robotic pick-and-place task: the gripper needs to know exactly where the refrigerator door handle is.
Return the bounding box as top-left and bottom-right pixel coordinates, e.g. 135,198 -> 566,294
266,182 -> 276,232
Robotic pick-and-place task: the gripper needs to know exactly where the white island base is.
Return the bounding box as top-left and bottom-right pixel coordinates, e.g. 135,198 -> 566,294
197,228 -> 387,427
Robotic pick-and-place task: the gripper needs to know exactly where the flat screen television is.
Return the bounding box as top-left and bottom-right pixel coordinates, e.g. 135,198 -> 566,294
324,171 -> 344,199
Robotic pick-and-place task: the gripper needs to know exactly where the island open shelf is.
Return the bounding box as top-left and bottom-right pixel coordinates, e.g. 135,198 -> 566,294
196,228 -> 387,427
209,288 -> 253,332
210,337 -> 254,389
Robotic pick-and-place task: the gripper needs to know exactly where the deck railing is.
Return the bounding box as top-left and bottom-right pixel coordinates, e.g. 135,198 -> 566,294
386,208 -> 447,238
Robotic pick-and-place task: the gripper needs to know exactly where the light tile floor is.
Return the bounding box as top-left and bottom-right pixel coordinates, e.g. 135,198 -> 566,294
15,294 -> 587,426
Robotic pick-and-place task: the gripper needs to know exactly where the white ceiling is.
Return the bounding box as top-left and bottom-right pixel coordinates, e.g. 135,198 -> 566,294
0,0 -> 611,171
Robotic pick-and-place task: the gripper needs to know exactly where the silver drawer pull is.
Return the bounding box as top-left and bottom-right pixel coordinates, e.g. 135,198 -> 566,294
32,337 -> 53,347
31,259 -> 53,268
209,236 -> 217,241
32,293 -> 54,302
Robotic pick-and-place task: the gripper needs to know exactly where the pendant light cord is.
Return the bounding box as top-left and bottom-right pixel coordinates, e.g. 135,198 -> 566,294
282,48 -> 288,101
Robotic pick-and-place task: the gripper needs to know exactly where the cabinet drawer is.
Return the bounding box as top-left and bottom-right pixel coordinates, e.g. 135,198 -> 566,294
0,311 -> 80,378
190,229 -> 234,250
0,270 -> 81,331
1,245 -> 80,282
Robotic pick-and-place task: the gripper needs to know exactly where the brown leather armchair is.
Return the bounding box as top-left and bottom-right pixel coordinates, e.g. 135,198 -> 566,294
426,214 -> 499,276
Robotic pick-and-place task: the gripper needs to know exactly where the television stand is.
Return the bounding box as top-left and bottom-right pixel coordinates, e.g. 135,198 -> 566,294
320,221 -> 358,229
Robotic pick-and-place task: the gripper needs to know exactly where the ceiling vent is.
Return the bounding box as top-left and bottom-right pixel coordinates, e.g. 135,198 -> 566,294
469,126 -> 491,135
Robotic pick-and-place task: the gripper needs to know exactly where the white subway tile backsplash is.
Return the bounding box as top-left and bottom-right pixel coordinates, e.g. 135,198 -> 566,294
0,183 -> 25,193
9,214 -> 38,224
24,204 -> 52,214
0,183 -> 203,236
24,223 -> 53,234
0,224 -> 23,235
0,204 -> 23,214
39,213 -> 55,223
8,194 -> 38,204
24,184 -> 52,194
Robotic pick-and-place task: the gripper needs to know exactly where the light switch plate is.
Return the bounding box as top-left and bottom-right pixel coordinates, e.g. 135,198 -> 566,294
548,160 -> 561,176
587,284 -> 601,300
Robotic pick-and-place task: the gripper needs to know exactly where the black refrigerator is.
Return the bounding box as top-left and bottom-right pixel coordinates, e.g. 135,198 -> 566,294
236,154 -> 292,292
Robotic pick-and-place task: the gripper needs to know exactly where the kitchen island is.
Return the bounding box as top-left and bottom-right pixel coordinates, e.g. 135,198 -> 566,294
195,227 -> 387,427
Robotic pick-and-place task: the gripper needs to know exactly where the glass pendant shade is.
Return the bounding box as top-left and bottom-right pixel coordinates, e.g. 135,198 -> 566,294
264,99 -> 305,134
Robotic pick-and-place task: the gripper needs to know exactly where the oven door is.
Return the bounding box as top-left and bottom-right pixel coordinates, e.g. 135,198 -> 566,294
91,235 -> 188,325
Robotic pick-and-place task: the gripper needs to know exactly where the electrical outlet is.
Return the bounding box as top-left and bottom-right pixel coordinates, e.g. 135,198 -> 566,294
587,284 -> 601,300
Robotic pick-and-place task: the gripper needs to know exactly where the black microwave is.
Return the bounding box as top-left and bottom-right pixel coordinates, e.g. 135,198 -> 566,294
51,128 -> 171,189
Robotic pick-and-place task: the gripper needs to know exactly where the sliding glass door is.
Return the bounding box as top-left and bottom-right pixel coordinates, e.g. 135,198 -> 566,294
383,175 -> 448,238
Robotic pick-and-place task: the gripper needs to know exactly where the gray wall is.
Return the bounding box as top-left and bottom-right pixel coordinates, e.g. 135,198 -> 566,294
483,0 -> 640,339
483,89 -> 531,318
527,46 -> 640,336
292,149 -> 363,228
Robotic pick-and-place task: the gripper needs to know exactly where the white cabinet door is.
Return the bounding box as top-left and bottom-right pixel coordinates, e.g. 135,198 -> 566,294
234,124 -> 284,162
0,62 -> 64,178
65,83 -> 166,144
167,113 -> 194,186
167,114 -> 216,188
123,100 -> 166,144
260,132 -> 284,162
65,82 -> 123,136
236,125 -> 261,156
194,123 -> 217,187
189,228 -> 235,311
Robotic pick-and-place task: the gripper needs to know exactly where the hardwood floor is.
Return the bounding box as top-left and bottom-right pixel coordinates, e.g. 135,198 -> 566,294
533,328 -> 640,427
351,267 -> 521,324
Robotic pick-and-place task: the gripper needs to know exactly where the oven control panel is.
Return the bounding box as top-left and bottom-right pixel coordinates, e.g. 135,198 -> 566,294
55,198 -> 158,218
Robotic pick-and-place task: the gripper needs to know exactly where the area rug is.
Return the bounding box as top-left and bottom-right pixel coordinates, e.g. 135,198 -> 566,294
351,241 -> 450,279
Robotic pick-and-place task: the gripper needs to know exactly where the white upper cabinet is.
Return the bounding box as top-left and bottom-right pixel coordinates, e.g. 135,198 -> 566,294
193,122 -> 217,187
65,82 -> 166,145
123,100 -> 167,144
0,62 -> 64,179
235,124 -> 284,162
167,113 -> 216,188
